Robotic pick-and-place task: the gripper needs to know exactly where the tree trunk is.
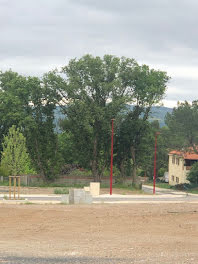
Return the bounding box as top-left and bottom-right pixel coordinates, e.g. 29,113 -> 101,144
92,136 -> 100,182
120,159 -> 125,183
35,138 -> 46,181
131,146 -> 142,189
132,164 -> 137,184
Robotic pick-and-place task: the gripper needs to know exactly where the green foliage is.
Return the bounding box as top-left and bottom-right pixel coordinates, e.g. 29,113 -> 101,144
54,188 -> 69,194
58,55 -> 134,181
165,101 -> 198,150
0,56 -> 170,184
0,70 -> 30,159
188,162 -> 198,184
55,55 -> 169,182
1,125 -> 34,175
158,168 -> 166,177
0,70 -> 63,181
0,166 -> 9,177
68,169 -> 92,178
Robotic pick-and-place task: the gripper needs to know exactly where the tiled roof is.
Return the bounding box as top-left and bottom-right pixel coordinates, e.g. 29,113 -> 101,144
169,150 -> 198,160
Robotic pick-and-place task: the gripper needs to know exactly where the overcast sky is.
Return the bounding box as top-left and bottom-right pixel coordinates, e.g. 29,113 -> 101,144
1,0 -> 198,108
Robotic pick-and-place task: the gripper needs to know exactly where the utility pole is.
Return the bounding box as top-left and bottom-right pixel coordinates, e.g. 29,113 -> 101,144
153,132 -> 160,194
110,119 -> 114,195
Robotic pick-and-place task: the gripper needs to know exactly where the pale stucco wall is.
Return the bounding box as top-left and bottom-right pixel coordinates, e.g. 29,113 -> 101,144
168,154 -> 189,185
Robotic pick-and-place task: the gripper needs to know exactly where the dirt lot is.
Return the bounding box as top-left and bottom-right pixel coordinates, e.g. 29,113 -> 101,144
0,203 -> 198,263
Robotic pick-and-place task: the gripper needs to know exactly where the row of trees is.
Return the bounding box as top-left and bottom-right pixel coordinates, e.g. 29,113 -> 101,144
0,54 -> 182,185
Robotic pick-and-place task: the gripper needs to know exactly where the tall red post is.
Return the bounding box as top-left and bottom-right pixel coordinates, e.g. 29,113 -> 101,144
153,132 -> 160,194
110,119 -> 114,195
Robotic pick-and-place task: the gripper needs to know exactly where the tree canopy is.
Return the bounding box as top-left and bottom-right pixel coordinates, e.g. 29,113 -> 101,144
1,125 -> 34,176
0,55 -> 170,184
165,101 -> 198,151
52,54 -> 169,183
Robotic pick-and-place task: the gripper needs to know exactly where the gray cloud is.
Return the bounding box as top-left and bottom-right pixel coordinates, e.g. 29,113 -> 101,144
0,0 -> 198,106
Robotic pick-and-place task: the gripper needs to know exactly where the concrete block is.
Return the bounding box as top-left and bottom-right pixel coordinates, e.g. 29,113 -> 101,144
84,186 -> 90,192
69,188 -> 93,204
61,195 -> 69,204
76,189 -> 86,204
90,182 -> 100,196
84,192 -> 93,204
69,189 -> 75,204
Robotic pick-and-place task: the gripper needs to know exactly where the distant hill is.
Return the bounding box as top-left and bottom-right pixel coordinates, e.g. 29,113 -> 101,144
54,105 -> 173,131
149,106 -> 173,127
127,105 -> 172,127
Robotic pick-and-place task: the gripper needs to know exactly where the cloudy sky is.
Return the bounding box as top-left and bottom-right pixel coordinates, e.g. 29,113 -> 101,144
1,0 -> 198,108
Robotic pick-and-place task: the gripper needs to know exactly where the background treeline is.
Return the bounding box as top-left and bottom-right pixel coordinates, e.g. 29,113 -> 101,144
0,54 -> 183,185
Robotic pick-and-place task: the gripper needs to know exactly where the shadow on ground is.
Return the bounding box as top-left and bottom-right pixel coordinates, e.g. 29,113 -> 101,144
0,256 -> 134,264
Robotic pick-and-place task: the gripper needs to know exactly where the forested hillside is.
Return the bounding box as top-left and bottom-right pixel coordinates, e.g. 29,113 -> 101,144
54,106 -> 173,130
149,106 -> 172,127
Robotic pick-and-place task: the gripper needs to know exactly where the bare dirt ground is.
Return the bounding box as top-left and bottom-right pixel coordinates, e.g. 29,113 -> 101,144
0,203 -> 198,263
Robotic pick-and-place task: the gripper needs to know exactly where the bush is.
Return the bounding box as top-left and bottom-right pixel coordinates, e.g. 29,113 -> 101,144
54,188 -> 69,194
158,168 -> 166,177
172,183 -> 190,190
187,162 -> 198,184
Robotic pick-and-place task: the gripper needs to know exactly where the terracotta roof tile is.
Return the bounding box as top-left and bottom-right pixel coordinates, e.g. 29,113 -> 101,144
169,150 -> 198,160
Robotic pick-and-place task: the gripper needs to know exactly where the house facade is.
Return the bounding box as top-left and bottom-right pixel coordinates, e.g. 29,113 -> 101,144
168,150 -> 198,185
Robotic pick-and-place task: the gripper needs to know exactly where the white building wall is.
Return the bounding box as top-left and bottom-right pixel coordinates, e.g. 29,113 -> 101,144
168,154 -> 189,185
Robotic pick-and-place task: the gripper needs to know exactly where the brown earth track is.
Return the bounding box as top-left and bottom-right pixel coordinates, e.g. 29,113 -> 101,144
0,203 -> 198,263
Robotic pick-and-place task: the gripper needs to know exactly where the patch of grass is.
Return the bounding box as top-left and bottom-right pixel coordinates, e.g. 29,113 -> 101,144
146,182 -> 172,189
155,183 -> 172,189
0,181 -> 9,186
54,188 -> 69,194
187,188 -> 198,194
3,195 -> 8,200
101,183 -> 146,194
24,201 -> 34,205
146,182 -> 198,194
28,182 -> 85,188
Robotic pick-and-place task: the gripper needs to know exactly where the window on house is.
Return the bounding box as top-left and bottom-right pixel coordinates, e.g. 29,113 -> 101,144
176,158 -> 180,165
172,156 -> 175,164
172,175 -> 174,181
176,177 -> 179,184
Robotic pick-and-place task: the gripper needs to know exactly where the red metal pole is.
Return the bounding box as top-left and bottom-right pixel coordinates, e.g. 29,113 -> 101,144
153,132 -> 160,194
153,133 -> 157,194
110,119 -> 114,195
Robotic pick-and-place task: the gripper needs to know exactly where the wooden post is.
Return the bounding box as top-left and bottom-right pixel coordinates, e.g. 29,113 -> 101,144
14,177 -> 16,200
9,176 -> 11,199
18,177 -> 20,199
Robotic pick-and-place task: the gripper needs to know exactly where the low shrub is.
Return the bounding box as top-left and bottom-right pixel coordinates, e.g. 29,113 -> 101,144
54,188 -> 69,194
172,183 -> 191,190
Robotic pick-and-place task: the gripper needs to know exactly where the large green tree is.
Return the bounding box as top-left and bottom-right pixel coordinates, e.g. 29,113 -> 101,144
114,63 -> 169,185
57,55 -> 130,181
0,70 -> 62,181
48,55 -> 169,182
0,70 -> 30,156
